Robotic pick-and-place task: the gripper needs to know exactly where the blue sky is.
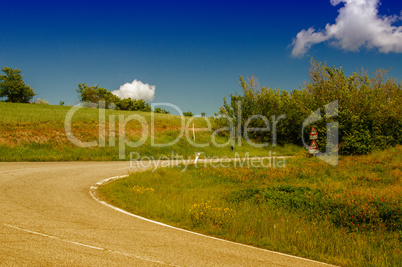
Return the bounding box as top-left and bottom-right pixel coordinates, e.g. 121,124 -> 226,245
1,0 -> 401,116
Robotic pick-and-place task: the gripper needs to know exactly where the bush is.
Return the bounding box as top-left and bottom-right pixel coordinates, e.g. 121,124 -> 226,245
226,185 -> 401,232
217,60 -> 402,155
35,98 -> 49,105
183,111 -> 193,117
76,83 -> 151,112
154,107 -> 170,114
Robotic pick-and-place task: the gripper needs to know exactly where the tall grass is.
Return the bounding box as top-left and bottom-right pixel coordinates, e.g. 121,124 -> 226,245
100,145 -> 402,266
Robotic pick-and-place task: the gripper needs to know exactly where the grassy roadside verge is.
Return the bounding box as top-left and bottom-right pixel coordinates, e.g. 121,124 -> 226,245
99,145 -> 402,267
0,102 -> 302,161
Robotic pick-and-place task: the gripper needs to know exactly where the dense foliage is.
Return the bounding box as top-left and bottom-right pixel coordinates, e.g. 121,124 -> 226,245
183,111 -> 194,117
154,107 -> 170,114
76,83 -> 151,112
0,67 -> 36,103
216,60 -> 402,155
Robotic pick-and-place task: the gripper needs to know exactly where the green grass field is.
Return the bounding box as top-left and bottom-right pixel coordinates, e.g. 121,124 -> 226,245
0,102 -> 301,161
100,145 -> 402,267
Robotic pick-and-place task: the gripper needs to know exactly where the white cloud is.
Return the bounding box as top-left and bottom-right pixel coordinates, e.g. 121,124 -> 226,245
112,79 -> 155,101
291,0 -> 402,57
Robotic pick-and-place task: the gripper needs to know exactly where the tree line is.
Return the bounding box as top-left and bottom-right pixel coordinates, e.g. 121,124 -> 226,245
76,83 -> 152,112
0,66 -> 196,115
76,83 -> 194,116
216,59 -> 402,155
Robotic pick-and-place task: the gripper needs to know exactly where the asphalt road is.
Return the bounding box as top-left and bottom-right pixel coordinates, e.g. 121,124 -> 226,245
0,162 -> 333,266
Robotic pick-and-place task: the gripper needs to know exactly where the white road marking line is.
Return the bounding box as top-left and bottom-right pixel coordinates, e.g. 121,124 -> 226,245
91,174 -> 336,267
4,224 -> 104,250
4,224 -> 178,266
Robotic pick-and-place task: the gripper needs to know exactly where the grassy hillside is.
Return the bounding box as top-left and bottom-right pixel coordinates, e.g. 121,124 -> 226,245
0,102 -> 301,161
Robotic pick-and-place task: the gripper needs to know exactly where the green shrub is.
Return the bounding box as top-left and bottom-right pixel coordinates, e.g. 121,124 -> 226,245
217,59 -> 402,155
226,185 -> 401,232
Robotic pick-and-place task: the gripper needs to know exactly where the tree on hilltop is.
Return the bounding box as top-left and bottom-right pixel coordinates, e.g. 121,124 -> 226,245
183,111 -> 194,117
0,66 -> 36,103
76,83 -> 151,112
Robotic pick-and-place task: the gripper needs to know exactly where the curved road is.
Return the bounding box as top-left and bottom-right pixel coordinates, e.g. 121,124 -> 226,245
0,162 -> 332,266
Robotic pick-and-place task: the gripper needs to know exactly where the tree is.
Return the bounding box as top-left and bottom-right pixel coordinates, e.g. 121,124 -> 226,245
217,59 -> 402,155
116,97 -> 151,112
183,111 -> 193,117
154,107 -> 170,114
76,83 -> 152,112
76,83 -> 119,108
0,67 -> 36,103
